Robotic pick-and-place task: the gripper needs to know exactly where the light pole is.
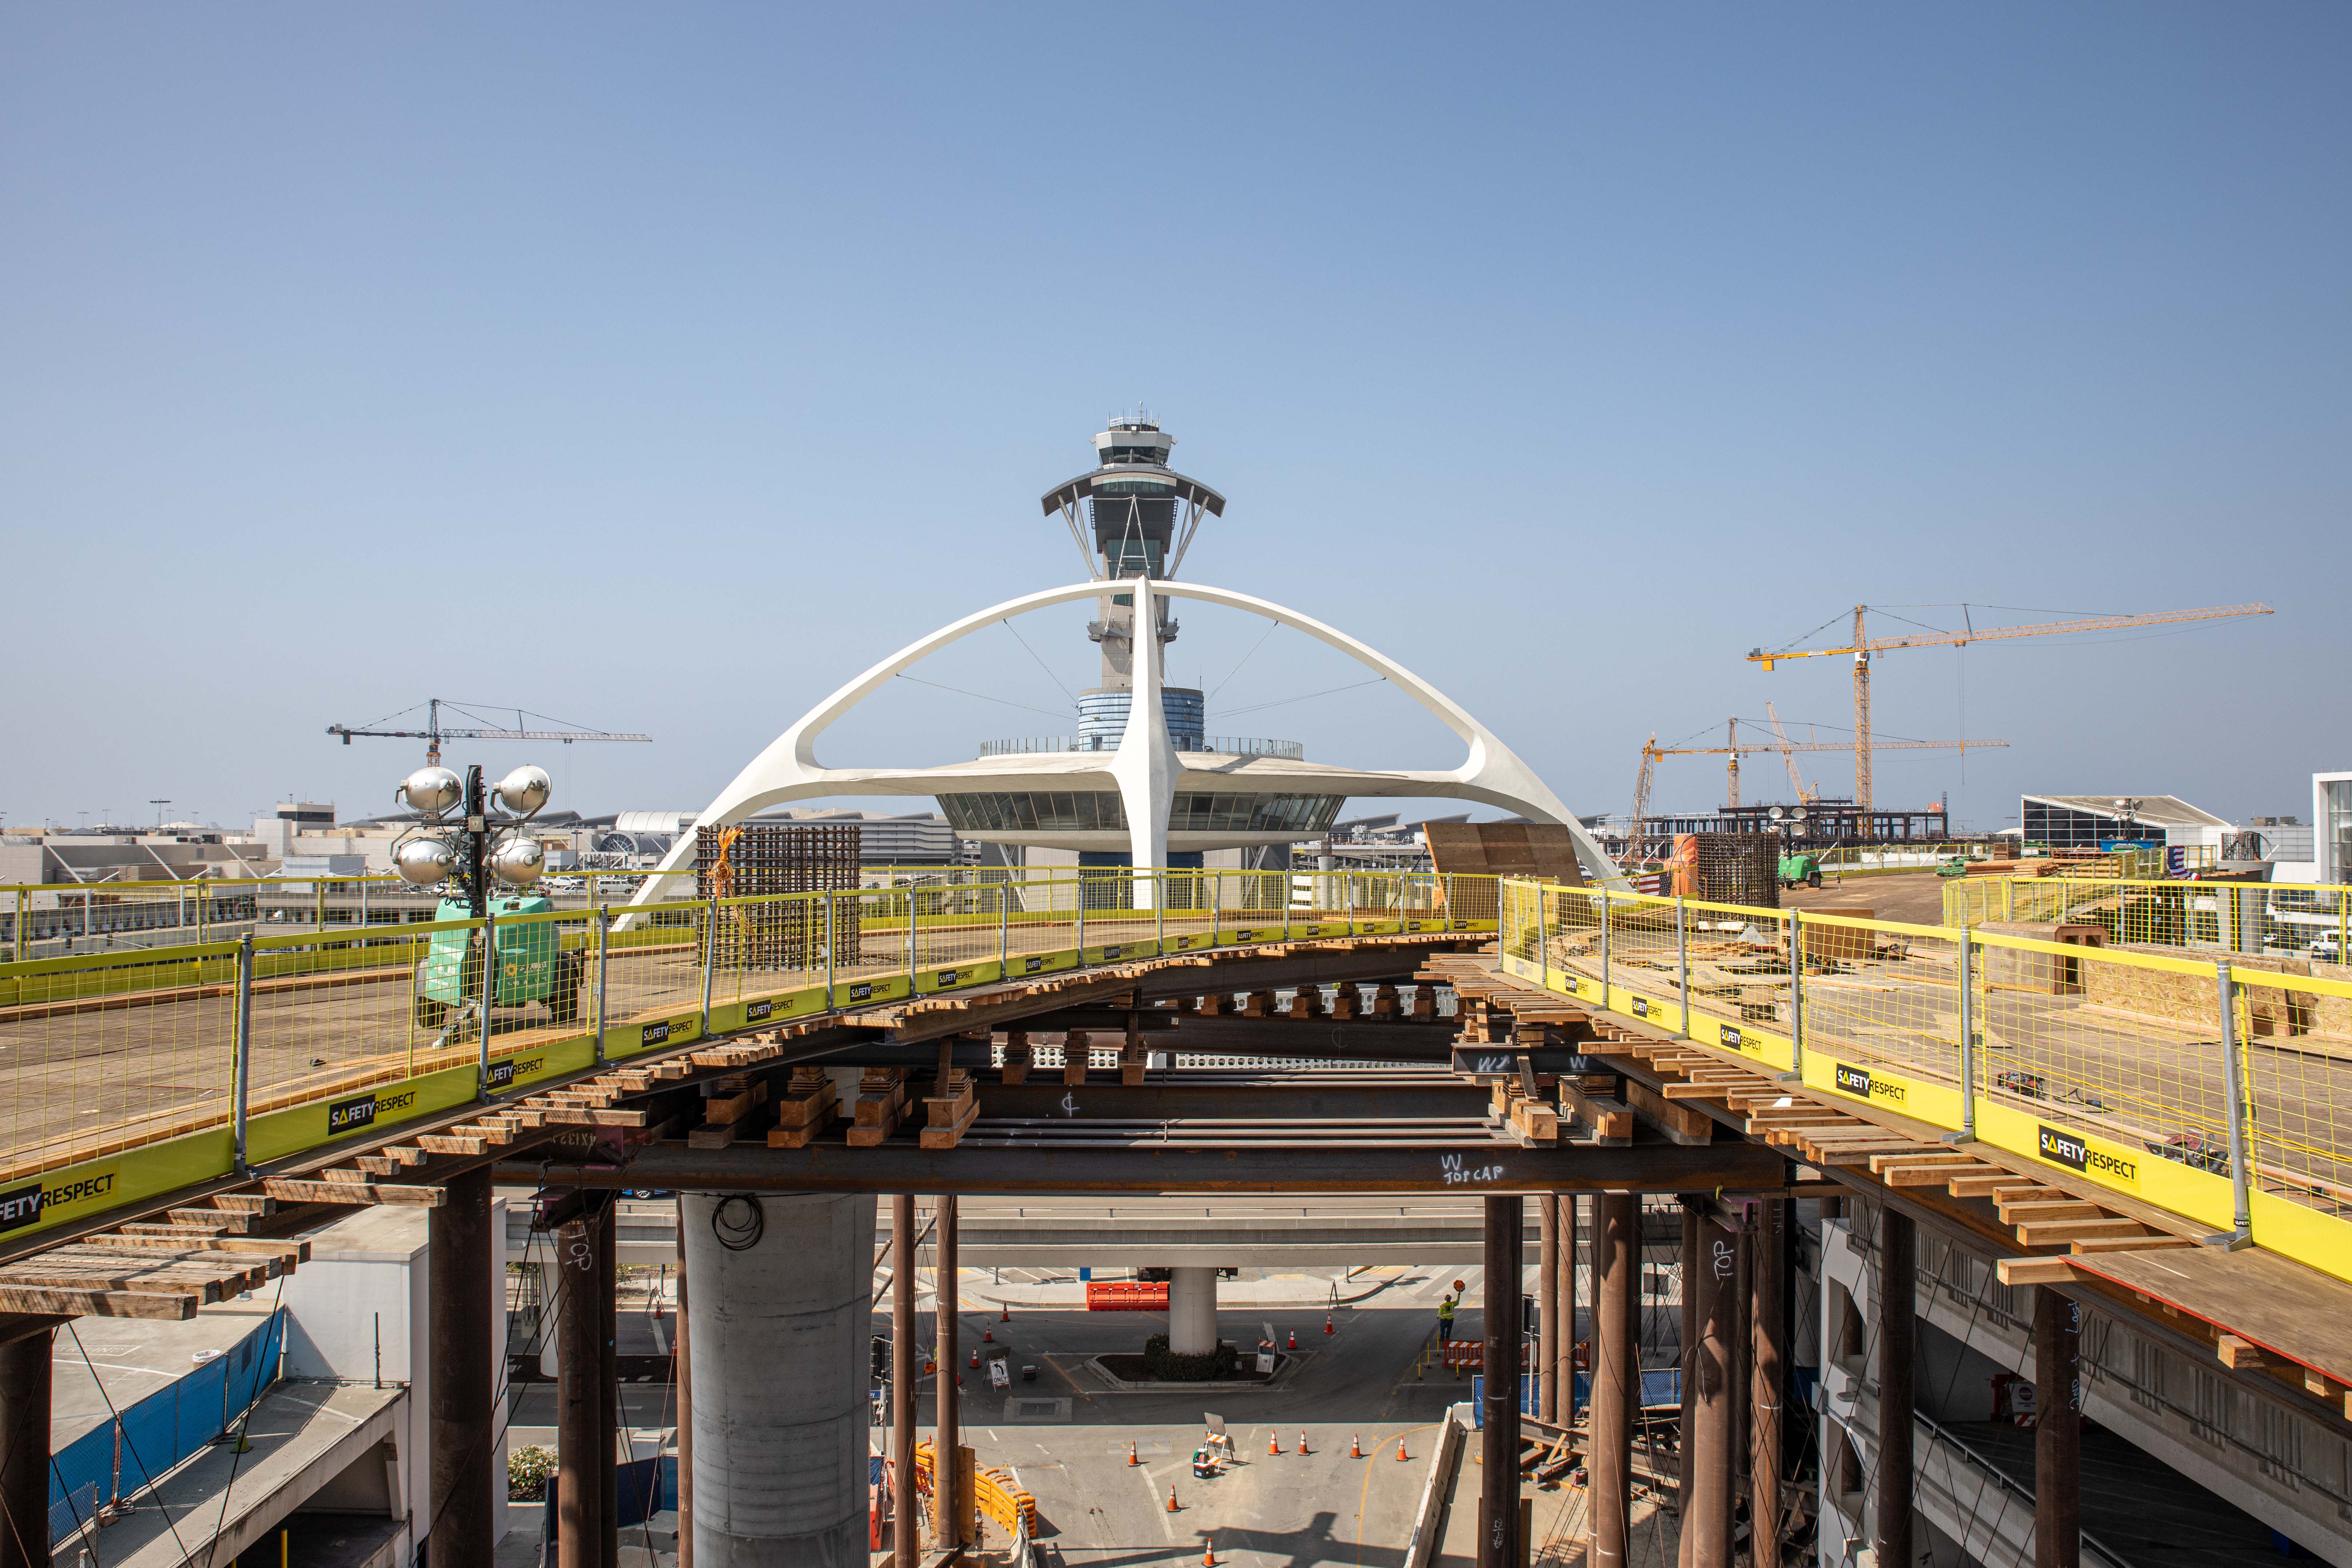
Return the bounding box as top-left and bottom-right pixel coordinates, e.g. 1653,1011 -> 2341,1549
389,761 -> 554,1055
150,799 -> 171,833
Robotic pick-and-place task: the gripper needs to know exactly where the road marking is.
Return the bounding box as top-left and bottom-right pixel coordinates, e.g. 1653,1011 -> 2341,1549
1137,1462 -> 1178,1543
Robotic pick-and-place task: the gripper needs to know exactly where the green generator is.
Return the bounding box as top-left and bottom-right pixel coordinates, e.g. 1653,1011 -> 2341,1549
412,895 -> 581,1028
1777,851 -> 1823,890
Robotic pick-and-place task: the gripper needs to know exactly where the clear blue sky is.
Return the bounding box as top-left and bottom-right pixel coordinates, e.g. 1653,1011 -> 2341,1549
4,6 -> 2344,835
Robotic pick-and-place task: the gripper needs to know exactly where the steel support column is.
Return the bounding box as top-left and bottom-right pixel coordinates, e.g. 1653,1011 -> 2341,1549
1557,1195 -> 1579,1425
597,1201 -> 618,1568
892,1196 -> 918,1568
1688,1214 -> 1735,1568
1588,1193 -> 1637,1568
430,1167 -> 496,1568
1749,1199 -> 1786,1568
1874,1206 -> 1916,1568
674,1207 -> 692,1568
558,1205 -> 606,1568
0,1318 -> 62,1568
2034,1288 -> 2081,1568
1677,1205 -> 1698,1565
1480,1196 -> 1523,1568
934,1195 -> 960,1555
1536,1196 -> 1559,1424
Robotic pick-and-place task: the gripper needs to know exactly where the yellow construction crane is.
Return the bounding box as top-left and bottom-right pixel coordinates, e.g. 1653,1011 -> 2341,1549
1748,603 -> 2272,824
1630,724 -> 2006,831
1763,702 -> 1818,805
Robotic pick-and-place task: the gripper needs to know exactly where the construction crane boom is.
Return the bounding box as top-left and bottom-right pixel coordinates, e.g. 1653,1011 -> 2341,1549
1764,702 -> 1815,804
1630,727 -> 2002,831
327,698 -> 652,765
1748,602 -> 2272,826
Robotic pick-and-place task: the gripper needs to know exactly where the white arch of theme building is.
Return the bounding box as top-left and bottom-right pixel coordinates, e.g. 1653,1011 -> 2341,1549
626,578 -> 1623,913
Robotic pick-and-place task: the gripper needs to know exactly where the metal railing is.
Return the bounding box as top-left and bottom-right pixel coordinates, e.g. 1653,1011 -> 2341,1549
0,868 -> 1498,1245
1945,874 -> 2352,961
1499,877 -> 2352,1285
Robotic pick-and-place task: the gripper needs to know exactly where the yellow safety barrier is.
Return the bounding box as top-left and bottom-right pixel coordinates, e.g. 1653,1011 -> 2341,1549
1502,876 -> 2352,1286
0,869 -> 1500,1244
913,1438 -> 1037,1534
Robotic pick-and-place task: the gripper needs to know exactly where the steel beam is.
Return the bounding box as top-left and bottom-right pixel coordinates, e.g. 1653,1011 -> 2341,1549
1875,1205 -> 1915,1568
2035,1287 -> 2081,1568
1588,1193 -> 1636,1568
892,1195 -> 918,1568
934,1196 -> 960,1554
1688,1212 -> 1735,1568
1750,1198 -> 1786,1568
430,1167 -> 496,1568
1480,1196 -> 1523,1568
557,1204 -> 604,1568
980,1080 -> 1482,1122
501,1137 -> 1787,1196
0,1318 -> 60,1568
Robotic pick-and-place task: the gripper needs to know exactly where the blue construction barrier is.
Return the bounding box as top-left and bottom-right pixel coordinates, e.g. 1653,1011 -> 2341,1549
1470,1367 -> 1684,1426
49,1310 -> 286,1547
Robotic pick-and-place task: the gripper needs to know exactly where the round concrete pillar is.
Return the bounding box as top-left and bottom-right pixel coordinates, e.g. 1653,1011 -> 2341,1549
682,1192 -> 874,1568
1168,1267 -> 1218,1356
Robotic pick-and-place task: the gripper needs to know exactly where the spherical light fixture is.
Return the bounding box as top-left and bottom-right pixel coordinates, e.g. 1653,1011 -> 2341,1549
491,835 -> 546,886
399,767 -> 463,816
395,836 -> 457,886
496,766 -> 553,818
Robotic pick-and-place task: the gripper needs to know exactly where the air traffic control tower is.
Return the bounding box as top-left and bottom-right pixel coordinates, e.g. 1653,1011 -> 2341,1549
1043,413 -> 1221,753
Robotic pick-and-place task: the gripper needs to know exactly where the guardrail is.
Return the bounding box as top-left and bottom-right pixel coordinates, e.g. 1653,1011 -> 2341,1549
1498,878 -> 2352,1285
0,869 -> 1498,1246
1945,873 -> 2352,959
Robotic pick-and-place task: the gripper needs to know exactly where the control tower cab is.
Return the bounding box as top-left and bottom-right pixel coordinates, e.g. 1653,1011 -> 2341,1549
1041,414 -> 1228,749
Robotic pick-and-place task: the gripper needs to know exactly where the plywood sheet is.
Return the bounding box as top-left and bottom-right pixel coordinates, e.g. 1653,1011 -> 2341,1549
1423,822 -> 1585,885
2068,1244 -> 2352,1385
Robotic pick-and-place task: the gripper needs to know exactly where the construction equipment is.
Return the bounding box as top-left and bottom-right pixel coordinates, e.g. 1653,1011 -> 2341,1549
1763,703 -> 1818,806
328,698 -> 651,766
1629,725 -> 2007,832
413,892 -> 580,1028
1748,603 -> 2272,826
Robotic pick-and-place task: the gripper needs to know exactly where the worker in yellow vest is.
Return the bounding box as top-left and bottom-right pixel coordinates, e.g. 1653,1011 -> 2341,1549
1435,1293 -> 1457,1346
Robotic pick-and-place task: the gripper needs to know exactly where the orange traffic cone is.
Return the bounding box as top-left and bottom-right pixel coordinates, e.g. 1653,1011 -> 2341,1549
1268,1430 -> 1281,1456
1285,1328 -> 1297,1350
1323,1313 -> 1334,1335
1001,1304 -> 1010,1322
1295,1431 -> 1309,1455
1204,1548 -> 1216,1568
969,1348 -> 980,1368
1350,1433 -> 1363,1458
1395,1437 -> 1410,1461
1127,1441 -> 1140,1467
984,1325 -> 994,1342
1166,1485 -> 1180,1513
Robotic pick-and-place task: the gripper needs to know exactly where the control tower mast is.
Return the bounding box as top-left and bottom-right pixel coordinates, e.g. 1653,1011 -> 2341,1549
1039,414 -> 1228,749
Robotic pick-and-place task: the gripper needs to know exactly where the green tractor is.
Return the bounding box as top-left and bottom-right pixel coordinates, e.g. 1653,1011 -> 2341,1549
1778,850 -> 1823,890
412,894 -> 583,1030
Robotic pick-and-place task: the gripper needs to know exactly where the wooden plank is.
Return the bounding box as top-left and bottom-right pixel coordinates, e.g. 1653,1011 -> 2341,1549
2068,1235 -> 2194,1254
261,1180 -> 447,1207
1997,1200 -> 2105,1224
1556,1082 -> 1633,1145
1882,1164 -> 1995,1188
1620,1080 -> 1711,1145
0,1285 -> 196,1320
703,1081 -> 770,1125
417,1135 -> 491,1156
918,1095 -> 981,1150
2014,1219 -> 2149,1246
2064,1245 -> 2352,1388
87,1235 -> 310,1262
1995,1257 -> 2078,1286
2216,1334 -> 2273,1370
542,1108 -> 647,1126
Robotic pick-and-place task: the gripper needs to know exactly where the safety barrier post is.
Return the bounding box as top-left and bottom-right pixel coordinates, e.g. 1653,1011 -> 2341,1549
590,905 -> 610,1063
1076,879 -> 1086,960
12,889 -> 23,961
1945,936 -> 1976,1143
2206,961 -> 2255,1250
232,933 -> 255,1173
1782,912 -> 1804,1080
825,893 -> 837,1010
1597,890 -> 1611,1007
1211,871 -> 1223,946
478,913 -> 497,1100
1673,895 -> 1690,1039
702,897 -> 720,1033
998,882 -> 1010,976
1538,885 -> 1550,992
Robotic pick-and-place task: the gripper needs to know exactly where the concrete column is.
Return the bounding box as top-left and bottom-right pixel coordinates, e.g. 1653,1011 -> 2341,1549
934,1196 -> 960,1553
557,1206 -> 606,1568
0,1318 -> 61,1568
1537,1196 -> 1559,1424
1874,1206 -> 1916,1568
1480,1196 -> 1523,1568
891,1196 -> 919,1568
2034,1288 -> 2081,1568
683,1192 -> 875,1568
1588,1193 -> 1637,1568
1168,1267 -> 1219,1357
430,1166 -> 496,1568
1749,1199 -> 1786,1568
1687,1214 -> 1736,1568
